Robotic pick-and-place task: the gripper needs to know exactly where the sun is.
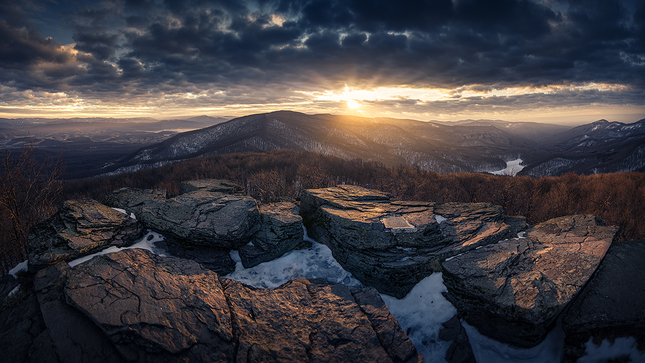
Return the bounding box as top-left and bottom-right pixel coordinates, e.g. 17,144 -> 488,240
347,99 -> 361,109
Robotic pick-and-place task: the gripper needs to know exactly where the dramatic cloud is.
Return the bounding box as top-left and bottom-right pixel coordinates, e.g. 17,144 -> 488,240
0,0 -> 643,123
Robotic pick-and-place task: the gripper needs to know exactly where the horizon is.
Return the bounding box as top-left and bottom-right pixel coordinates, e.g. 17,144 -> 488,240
1,110 -> 644,128
1,1 -> 644,125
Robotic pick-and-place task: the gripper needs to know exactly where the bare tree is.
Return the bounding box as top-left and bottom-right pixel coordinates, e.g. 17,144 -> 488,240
0,142 -> 63,273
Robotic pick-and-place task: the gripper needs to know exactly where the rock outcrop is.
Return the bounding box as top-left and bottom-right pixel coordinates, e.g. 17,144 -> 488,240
562,239 -> 645,361
105,187 -> 261,250
238,202 -> 305,268
300,185 -> 521,298
51,248 -> 421,362
27,199 -> 144,272
442,215 -> 618,348
179,179 -> 244,195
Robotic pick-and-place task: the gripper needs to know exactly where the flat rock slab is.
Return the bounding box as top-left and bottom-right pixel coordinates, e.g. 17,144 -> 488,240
28,199 -> 144,272
64,249 -> 421,362
300,185 -> 518,298
442,215 -> 617,348
562,239 -> 645,361
105,188 -> 261,249
66,249 -> 236,362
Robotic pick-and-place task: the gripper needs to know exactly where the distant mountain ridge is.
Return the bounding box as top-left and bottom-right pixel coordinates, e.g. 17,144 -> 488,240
107,111 -> 645,177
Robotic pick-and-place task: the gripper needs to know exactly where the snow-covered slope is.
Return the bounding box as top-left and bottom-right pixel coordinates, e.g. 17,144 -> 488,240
109,112 -> 645,177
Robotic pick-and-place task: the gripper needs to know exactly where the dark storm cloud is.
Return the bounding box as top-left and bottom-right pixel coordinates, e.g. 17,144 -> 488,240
1,0 -> 643,112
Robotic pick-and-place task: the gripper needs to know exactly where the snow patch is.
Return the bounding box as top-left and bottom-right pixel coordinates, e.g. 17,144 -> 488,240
223,227 -> 361,289
381,274 -> 457,362
111,207 -> 137,220
578,337 -> 645,362
8,260 -> 28,278
68,230 -> 168,267
435,215 -> 447,224
463,319 -> 564,363
7,285 -> 20,297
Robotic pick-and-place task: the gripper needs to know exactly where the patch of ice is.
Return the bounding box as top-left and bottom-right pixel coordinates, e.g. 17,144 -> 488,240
435,215 -> 447,224
491,158 -> 525,176
381,273 -> 458,363
68,230 -> 169,268
578,337 -> 645,363
8,260 -> 28,278
223,227 -> 361,289
462,319 -> 564,363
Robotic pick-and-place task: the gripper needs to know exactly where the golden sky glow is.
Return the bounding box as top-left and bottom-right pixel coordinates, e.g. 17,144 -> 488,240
0,0 -> 643,125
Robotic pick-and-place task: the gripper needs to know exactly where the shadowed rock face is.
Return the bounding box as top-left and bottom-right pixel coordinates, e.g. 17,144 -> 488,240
442,215 -> 618,348
562,239 -> 645,361
27,199 -> 144,272
238,202 -> 305,268
58,249 -> 421,363
300,185 -> 520,298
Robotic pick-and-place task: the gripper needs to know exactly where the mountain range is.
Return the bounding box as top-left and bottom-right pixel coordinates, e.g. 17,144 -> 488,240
2,111 -> 644,178
108,111 -> 645,177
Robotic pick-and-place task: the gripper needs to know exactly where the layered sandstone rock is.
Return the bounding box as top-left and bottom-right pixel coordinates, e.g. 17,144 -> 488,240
27,199 -> 144,272
442,215 -> 618,348
300,185 -> 520,298
105,187 -> 261,249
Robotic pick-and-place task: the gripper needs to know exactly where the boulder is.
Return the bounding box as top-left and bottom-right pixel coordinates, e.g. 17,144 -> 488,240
238,202 -> 305,268
562,239 -> 645,361
66,249 -> 236,362
34,263 -> 123,363
28,199 -> 144,272
65,249 -> 422,362
179,179 -> 244,195
300,185 -> 518,298
105,188 -> 261,249
442,215 -> 617,348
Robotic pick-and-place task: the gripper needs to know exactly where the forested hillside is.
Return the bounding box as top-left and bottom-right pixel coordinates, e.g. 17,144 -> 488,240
2,149 -> 644,274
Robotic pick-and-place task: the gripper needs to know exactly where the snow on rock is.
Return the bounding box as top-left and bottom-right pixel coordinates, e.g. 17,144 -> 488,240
8,260 -> 28,278
68,230 -> 168,267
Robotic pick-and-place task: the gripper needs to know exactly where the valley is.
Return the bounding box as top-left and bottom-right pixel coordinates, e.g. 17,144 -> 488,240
1,111 -> 644,179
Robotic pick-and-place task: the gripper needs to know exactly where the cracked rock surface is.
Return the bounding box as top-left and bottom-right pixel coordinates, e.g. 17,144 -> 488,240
27,199 -> 144,272
300,185 -> 521,298
62,249 -> 421,362
105,187 -> 261,249
442,215 -> 618,348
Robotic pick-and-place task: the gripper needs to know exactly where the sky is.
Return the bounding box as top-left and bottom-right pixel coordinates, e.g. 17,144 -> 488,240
0,0 -> 644,125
